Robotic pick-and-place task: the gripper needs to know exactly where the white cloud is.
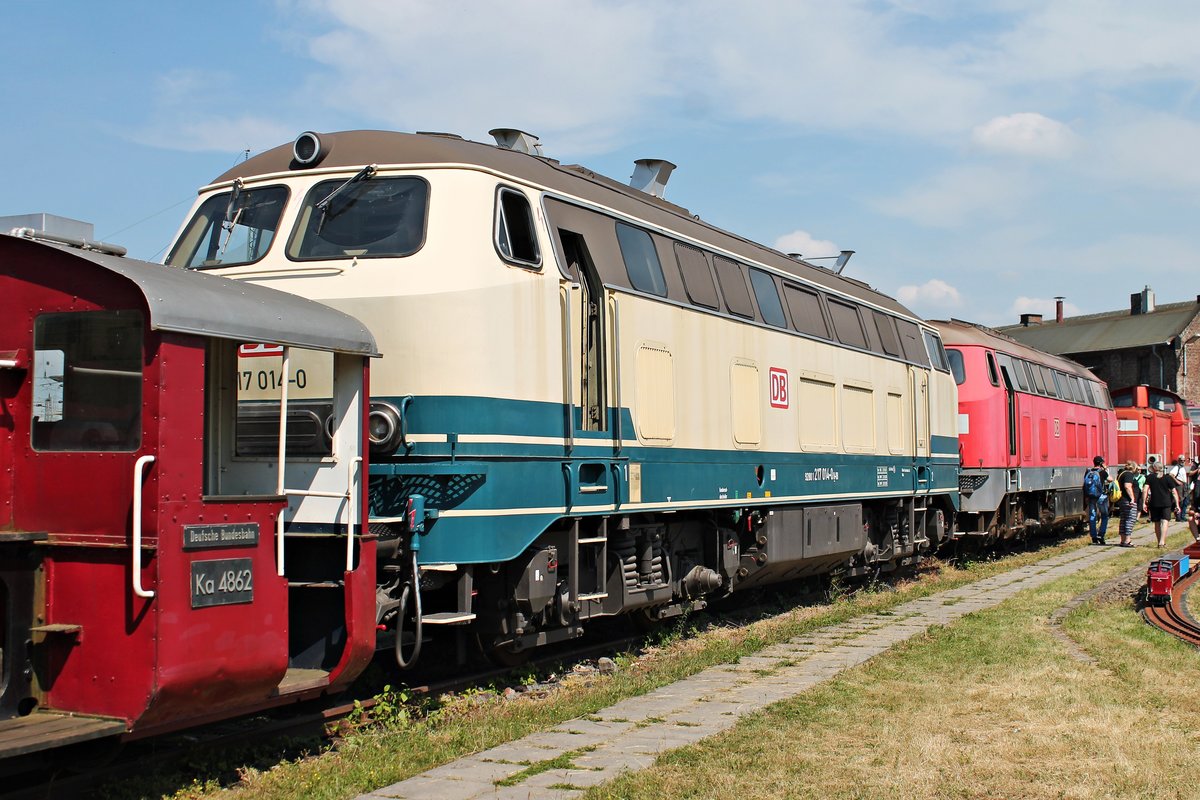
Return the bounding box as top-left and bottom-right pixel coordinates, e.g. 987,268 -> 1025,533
972,113 -> 1079,158
774,230 -> 837,258
897,279 -> 963,311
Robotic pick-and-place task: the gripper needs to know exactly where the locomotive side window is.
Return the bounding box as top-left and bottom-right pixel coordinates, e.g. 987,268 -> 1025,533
713,257 -> 755,318
829,300 -> 868,349
288,176 -> 428,260
494,187 -> 540,267
872,311 -> 903,357
945,348 -> 965,385
674,243 -> 720,309
1040,365 -> 1058,398
896,319 -> 930,366
985,351 -> 1000,385
31,311 -> 143,452
169,185 -> 289,269
783,284 -> 829,339
748,269 -> 787,328
1010,358 -> 1029,391
922,330 -> 950,372
1029,362 -> 1048,394
614,222 -> 667,296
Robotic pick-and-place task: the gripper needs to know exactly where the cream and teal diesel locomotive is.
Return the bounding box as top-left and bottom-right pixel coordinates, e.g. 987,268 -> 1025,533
165,129 -> 959,664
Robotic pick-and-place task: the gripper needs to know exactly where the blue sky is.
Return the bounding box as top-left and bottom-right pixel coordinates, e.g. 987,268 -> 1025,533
5,0 -> 1200,326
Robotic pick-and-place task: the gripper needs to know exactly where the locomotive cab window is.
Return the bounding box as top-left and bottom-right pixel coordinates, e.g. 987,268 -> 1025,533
288,175 -> 428,260
614,222 -> 667,296
169,184 -> 289,269
31,310 -> 143,452
748,268 -> 787,327
985,351 -> 1000,385
946,348 -> 965,385
495,187 -> 540,267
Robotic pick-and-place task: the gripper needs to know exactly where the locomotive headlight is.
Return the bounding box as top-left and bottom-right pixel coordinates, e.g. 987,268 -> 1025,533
368,402 -> 403,455
293,131 -> 325,167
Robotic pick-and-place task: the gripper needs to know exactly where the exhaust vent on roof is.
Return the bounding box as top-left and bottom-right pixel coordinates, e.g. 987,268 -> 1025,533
630,159 -> 676,198
489,128 -> 543,155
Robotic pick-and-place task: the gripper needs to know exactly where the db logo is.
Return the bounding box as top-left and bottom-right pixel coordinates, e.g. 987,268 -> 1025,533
769,367 -> 789,409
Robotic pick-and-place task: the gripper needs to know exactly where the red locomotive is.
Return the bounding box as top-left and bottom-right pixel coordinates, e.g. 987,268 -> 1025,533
933,320 -> 1117,540
1112,385 -> 1193,466
0,232 -> 377,763
1146,552 -> 1193,606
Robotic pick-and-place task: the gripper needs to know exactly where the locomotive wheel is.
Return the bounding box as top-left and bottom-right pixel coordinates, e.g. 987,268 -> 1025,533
481,638 -> 531,668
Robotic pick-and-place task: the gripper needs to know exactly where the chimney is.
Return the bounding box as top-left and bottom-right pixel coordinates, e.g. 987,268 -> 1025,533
1020,313 -> 1043,327
630,159 -> 676,198
489,128 -> 543,155
1054,296 -> 1064,323
1132,286 -> 1156,315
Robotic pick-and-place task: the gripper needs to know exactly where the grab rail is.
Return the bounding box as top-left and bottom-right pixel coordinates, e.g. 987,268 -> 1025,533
132,454 -> 156,599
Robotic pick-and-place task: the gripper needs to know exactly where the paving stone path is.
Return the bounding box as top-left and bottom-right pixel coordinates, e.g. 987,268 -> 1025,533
360,530 -> 1156,800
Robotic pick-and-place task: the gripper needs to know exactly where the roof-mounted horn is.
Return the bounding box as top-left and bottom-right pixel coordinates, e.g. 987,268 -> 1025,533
489,128 -> 543,156
630,159 -> 676,198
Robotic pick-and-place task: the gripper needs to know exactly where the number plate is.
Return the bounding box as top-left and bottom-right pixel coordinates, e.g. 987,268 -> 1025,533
191,558 -> 254,608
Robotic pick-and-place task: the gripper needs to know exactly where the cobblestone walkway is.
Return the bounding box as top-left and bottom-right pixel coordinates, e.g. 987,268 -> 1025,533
360,531 -> 1154,800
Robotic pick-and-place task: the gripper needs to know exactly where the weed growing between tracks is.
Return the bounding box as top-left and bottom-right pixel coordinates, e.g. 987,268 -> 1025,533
107,533 -> 1118,799
591,528 -> 1200,800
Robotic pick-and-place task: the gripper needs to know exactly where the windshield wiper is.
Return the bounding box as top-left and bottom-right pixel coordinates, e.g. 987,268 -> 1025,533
217,178 -> 245,258
315,164 -> 377,234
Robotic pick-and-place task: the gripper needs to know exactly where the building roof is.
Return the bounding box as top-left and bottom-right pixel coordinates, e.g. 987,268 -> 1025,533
997,301 -> 1200,355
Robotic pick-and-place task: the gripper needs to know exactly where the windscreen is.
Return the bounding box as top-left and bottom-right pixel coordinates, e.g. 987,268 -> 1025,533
167,185 -> 288,269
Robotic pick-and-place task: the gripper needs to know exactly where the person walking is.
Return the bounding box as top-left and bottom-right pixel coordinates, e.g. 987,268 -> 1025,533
1083,456 -> 1106,544
1168,455 -> 1189,521
1143,461 -> 1180,547
1117,461 -> 1140,547
1097,467 -> 1113,543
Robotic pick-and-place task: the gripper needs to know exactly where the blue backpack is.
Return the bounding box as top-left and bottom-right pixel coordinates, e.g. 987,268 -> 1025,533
1083,468 -> 1102,498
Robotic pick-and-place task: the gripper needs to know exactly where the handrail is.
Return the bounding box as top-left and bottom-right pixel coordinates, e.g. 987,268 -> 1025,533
346,457 -> 361,572
560,285 -> 574,452
132,454 -> 156,599
609,293 -> 622,455
276,346 -> 291,577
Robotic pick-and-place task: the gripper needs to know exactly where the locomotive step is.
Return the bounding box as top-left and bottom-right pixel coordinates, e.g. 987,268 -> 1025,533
286,580 -> 345,589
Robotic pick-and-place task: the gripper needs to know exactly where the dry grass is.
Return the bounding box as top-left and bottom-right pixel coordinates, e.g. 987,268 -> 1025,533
590,530 -> 1200,800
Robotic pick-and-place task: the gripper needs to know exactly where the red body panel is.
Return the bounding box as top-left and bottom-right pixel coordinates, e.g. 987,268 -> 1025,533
0,240 -> 375,739
1112,386 -> 1193,464
951,343 -> 1116,472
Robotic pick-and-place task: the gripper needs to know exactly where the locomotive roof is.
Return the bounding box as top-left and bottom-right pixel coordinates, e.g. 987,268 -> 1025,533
210,130 -> 918,321
930,318 -> 1099,380
5,234 -> 379,356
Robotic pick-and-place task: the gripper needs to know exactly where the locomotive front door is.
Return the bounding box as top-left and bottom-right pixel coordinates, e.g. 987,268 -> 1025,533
556,227 -> 623,514
911,367 -> 931,491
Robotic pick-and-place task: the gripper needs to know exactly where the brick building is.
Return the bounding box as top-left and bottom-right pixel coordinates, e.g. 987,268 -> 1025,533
997,287 -> 1200,411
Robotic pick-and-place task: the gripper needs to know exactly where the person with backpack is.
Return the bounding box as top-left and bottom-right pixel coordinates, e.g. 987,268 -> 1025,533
1083,455 -> 1106,545
1143,462 -> 1180,547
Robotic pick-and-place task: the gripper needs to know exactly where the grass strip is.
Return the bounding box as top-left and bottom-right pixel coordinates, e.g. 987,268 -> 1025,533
104,529 -> 1162,799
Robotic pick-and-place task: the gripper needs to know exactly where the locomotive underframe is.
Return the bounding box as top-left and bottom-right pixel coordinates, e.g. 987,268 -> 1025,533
377,495 -> 950,661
